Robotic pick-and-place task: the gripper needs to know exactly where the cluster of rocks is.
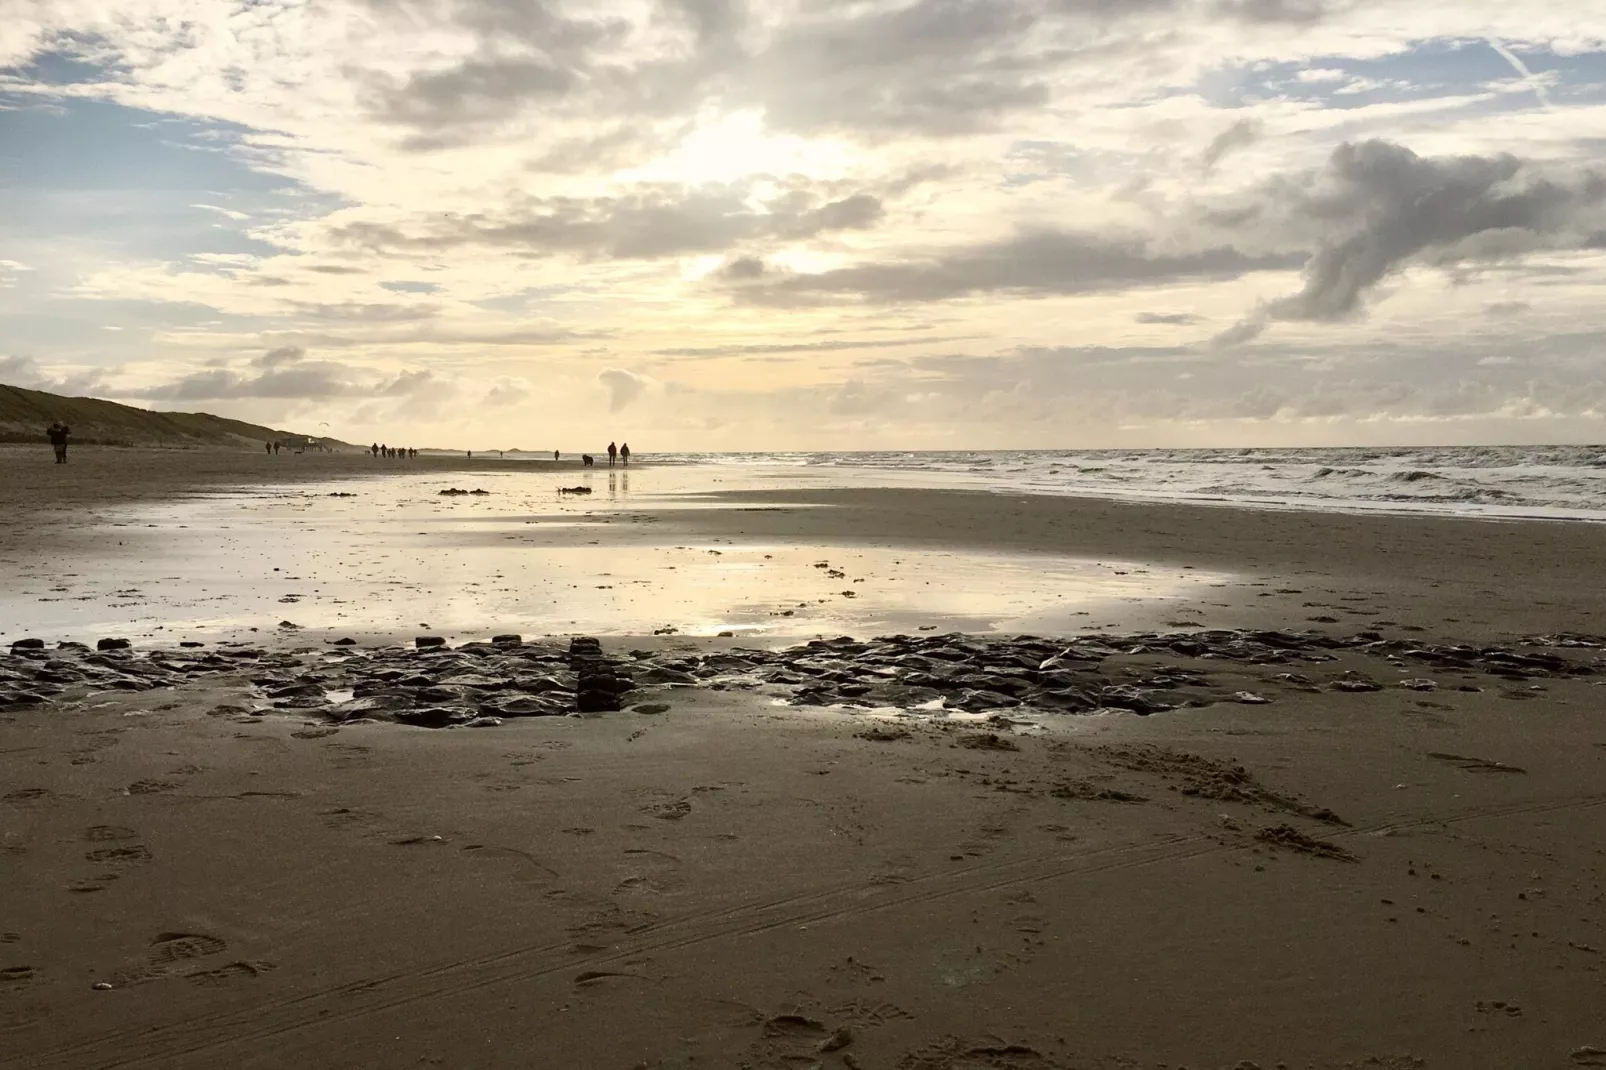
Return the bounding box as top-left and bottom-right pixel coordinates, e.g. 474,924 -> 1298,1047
4,627 -> 1600,726
1,640 -> 302,712
674,628 -> 1602,716
437,487 -> 490,496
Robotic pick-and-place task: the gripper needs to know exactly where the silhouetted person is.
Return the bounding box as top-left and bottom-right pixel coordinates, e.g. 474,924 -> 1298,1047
553,450 -> 560,461
620,442 -> 631,466
371,442 -> 379,458
273,441 -> 281,454
265,441 -> 272,455
46,422 -> 70,464
607,441 -> 618,467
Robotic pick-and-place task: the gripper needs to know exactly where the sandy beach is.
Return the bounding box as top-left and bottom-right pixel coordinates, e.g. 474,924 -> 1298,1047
3,447 -> 1605,1070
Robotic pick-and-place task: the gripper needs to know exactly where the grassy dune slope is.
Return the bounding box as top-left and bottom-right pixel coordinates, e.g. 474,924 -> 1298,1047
0,383 -> 346,450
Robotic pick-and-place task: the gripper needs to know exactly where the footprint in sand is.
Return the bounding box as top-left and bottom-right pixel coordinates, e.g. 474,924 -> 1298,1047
85,845 -> 153,866
149,933 -> 228,964
3,788 -> 51,804
185,961 -> 276,986
0,966 -> 36,992
109,932 -> 232,987
637,797 -> 692,821
614,848 -> 685,896
84,825 -> 140,842
126,779 -> 179,795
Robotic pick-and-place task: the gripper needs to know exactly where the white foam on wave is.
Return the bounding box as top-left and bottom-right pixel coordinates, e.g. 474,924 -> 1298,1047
647,445 -> 1606,521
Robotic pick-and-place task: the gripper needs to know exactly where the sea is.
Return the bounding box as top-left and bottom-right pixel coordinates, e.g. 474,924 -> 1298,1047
640,445 -> 1606,522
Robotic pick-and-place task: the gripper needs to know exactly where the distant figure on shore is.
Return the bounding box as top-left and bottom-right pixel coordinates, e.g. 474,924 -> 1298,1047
582,454 -> 594,467
46,422 -> 71,464
553,450 -> 559,461
467,450 -> 472,459
607,441 -> 618,467
620,442 -> 631,466
273,441 -> 281,454
265,441 -> 272,455
371,442 -> 379,458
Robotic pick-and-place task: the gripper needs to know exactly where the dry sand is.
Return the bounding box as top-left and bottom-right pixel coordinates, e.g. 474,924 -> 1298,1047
2,447 -> 1605,1070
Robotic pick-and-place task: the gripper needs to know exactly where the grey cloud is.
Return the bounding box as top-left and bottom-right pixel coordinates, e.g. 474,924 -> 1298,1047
598,368 -> 649,412
1135,311 -> 1201,325
652,335 -> 969,357
1214,0 -> 1333,24
305,265 -> 367,275
756,0 -> 1050,137
0,354 -> 109,396
1215,140 -> 1606,342
378,57 -> 580,130
331,185 -> 885,261
1201,118 -> 1262,173
1484,300 -> 1531,316
288,301 -> 440,323
134,348 -> 436,402
736,229 -> 1302,306
253,345 -> 305,369
718,256 -> 767,280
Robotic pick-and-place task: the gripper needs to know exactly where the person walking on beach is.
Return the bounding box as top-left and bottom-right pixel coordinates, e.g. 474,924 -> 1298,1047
553,450 -> 559,461
620,443 -> 631,466
265,441 -> 272,456
607,441 -> 618,467
46,422 -> 70,464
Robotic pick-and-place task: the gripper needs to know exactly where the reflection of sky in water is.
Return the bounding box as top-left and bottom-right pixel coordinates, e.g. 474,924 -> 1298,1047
3,467 -> 1233,644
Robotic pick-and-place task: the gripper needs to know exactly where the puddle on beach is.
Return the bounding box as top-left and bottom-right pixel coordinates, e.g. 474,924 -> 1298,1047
2,467 -> 1231,645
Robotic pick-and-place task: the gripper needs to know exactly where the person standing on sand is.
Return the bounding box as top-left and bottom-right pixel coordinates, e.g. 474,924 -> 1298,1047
46,422 -> 70,464
553,450 -> 559,461
607,441 -> 618,467
265,441 -> 272,456
620,443 -> 631,466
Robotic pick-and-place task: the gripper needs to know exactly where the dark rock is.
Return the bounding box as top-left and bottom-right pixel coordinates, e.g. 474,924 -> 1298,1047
637,666 -> 696,685
394,706 -> 477,728
96,638 -> 132,651
492,634 -> 522,645
415,636 -> 447,649
10,639 -> 45,651
331,637 -> 357,646
577,689 -> 620,713
481,694 -> 572,717
1097,684 -> 1172,715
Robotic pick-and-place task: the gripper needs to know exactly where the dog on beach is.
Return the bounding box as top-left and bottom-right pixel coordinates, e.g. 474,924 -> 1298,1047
582,454 -> 595,467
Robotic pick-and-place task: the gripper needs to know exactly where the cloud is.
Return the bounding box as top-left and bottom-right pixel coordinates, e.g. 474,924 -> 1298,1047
132,348 -> 437,402
330,184 -> 886,261
598,368 -> 650,412
653,335 -> 969,357
483,376 -> 532,407
1483,300 -> 1532,316
737,229 -> 1301,305
1214,140 -> 1606,342
1135,311 -> 1202,325
0,354 -> 108,395
1201,118 -> 1263,173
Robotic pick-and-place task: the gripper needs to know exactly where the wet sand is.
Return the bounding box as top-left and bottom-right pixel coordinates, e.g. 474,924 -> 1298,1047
3,448 -> 1605,1069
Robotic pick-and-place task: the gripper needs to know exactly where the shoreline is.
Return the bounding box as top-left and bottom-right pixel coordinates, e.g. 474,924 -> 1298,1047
5,449 -> 1606,647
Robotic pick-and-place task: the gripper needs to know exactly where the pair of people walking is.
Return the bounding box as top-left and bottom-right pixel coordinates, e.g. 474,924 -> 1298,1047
606,441 -> 631,467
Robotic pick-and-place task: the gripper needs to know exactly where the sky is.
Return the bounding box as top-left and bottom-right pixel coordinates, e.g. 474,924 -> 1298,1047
2,1 -> 1605,451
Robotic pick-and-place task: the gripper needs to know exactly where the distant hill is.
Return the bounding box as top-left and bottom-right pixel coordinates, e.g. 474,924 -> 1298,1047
0,383 -> 350,451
